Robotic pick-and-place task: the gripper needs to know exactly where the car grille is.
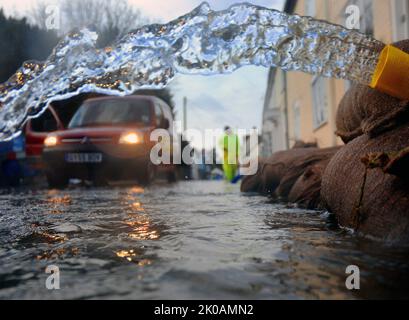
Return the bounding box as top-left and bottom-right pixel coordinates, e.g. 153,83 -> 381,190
61,137 -> 114,144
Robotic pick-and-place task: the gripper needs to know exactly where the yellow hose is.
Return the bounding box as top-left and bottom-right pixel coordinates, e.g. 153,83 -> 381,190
370,45 -> 409,100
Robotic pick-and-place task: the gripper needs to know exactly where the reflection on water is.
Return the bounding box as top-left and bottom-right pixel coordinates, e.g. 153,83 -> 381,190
0,181 -> 408,299
36,247 -> 80,261
46,196 -> 72,205
130,202 -> 144,211
115,248 -> 153,267
116,249 -> 137,260
20,231 -> 68,245
45,193 -> 72,215
125,218 -> 161,241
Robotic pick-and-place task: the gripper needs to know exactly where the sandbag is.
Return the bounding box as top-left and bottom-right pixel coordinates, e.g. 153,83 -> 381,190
241,147 -> 340,206
240,159 -> 268,193
241,148 -> 319,194
322,124 -> 409,243
274,147 -> 340,200
288,159 -> 331,209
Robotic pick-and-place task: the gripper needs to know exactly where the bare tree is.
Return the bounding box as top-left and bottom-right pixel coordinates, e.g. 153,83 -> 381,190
29,1 -> 50,30
30,0 -> 146,46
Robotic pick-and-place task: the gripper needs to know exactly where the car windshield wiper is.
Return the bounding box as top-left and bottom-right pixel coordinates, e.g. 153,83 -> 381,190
70,122 -> 116,128
69,121 -> 148,128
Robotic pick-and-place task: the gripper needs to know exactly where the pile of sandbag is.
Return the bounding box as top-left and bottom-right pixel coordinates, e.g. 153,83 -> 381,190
243,40 -> 409,243
335,40 -> 409,144
321,40 -> 409,243
241,146 -> 340,209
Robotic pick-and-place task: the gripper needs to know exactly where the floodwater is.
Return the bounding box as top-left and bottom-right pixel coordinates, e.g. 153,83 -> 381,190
0,180 -> 408,300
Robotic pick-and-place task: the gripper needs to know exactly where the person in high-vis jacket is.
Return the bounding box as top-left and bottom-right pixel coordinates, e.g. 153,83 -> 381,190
219,126 -> 240,182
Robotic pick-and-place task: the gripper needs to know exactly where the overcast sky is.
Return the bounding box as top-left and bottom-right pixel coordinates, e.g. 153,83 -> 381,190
0,0 -> 284,148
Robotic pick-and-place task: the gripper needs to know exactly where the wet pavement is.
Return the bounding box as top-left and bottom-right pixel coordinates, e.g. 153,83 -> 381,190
0,180 -> 408,299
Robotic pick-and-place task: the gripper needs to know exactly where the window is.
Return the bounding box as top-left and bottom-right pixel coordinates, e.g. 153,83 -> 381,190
30,109 -> 58,132
305,0 -> 316,17
312,76 -> 328,129
293,101 -> 301,140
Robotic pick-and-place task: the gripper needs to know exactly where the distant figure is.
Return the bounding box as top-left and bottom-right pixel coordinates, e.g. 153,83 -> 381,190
219,126 -> 240,182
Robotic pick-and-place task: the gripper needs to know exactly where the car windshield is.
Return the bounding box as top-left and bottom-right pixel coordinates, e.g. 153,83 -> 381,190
68,99 -> 152,128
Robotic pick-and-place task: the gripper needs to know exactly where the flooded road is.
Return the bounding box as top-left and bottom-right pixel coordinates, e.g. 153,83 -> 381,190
0,180 -> 408,300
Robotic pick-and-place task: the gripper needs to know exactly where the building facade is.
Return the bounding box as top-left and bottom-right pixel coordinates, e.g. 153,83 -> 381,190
261,0 -> 409,155
261,68 -> 289,157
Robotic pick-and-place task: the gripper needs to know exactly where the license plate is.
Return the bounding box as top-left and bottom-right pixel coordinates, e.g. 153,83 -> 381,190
65,153 -> 102,163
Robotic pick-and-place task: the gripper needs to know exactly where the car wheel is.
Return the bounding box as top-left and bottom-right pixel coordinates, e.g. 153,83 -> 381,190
137,162 -> 156,185
46,171 -> 68,189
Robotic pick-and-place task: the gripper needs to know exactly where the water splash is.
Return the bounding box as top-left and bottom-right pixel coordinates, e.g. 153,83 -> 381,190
0,2 -> 384,141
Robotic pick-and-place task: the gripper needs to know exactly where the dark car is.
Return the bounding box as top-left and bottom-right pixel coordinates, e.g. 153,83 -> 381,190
1,103 -> 67,187
42,95 -> 177,188
0,134 -> 25,187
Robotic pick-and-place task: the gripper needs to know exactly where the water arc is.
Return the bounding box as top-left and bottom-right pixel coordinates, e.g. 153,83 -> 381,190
0,2 -> 385,141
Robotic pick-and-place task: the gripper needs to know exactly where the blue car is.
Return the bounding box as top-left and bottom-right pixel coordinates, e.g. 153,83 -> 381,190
0,134 -> 26,187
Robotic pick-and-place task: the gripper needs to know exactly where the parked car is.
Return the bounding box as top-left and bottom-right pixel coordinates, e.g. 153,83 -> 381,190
0,134 -> 26,187
1,103 -> 66,187
42,95 -> 177,188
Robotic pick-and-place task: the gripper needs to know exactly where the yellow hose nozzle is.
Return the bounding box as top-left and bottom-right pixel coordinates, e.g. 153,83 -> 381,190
370,45 -> 409,100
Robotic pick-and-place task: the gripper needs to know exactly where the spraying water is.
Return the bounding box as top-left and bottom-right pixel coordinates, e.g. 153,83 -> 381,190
0,2 -> 384,141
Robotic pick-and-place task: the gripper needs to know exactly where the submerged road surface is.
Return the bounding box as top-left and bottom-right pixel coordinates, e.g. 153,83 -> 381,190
0,181 -> 408,299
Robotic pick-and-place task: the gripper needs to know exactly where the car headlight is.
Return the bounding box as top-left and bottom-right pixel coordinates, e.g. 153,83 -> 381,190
44,135 -> 58,147
119,132 -> 143,144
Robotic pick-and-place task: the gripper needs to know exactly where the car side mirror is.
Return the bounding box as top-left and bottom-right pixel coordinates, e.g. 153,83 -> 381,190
161,118 -> 170,129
